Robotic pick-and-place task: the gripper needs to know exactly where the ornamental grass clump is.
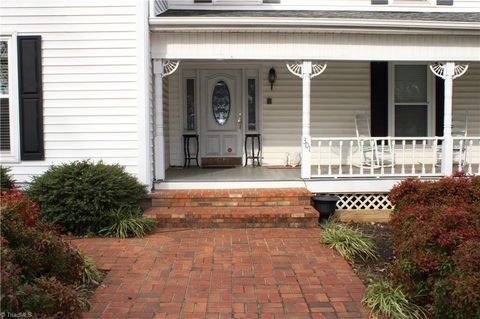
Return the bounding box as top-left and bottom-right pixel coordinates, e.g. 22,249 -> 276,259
389,172 -> 480,319
321,222 -> 378,262
99,207 -> 156,238
362,278 -> 427,319
27,160 -> 148,235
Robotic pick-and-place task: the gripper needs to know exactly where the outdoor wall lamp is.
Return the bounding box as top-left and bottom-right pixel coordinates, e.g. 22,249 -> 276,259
268,67 -> 277,90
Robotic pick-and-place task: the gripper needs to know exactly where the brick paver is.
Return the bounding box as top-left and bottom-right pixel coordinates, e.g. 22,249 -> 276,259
71,228 -> 367,319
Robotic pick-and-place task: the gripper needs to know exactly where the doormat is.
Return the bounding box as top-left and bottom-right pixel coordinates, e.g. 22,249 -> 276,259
266,165 -> 301,169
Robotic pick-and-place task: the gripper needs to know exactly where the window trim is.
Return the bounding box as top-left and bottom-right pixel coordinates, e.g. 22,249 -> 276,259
388,62 -> 435,137
0,32 -> 20,163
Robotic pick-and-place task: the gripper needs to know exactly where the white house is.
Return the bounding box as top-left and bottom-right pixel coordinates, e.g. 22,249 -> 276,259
1,0 -> 479,209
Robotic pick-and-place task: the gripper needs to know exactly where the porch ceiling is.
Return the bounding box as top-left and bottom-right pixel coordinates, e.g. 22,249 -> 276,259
150,31 -> 480,61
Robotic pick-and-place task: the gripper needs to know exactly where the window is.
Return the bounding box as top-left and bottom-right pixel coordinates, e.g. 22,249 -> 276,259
247,78 -> 256,131
1,40 -> 10,151
0,36 -> 19,161
391,64 -> 433,137
185,79 -> 195,131
245,69 -> 259,132
212,80 -> 231,126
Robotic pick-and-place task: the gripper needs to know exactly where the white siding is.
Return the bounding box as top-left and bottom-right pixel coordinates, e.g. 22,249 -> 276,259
261,61 -> 370,165
454,62 -> 480,137
1,0 -> 140,183
166,61 -> 370,166
166,0 -> 480,11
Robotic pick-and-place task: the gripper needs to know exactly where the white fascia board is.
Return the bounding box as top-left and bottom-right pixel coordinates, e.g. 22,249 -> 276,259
150,17 -> 480,31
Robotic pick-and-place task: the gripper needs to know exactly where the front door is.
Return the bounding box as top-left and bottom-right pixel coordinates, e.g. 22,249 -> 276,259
200,69 -> 243,166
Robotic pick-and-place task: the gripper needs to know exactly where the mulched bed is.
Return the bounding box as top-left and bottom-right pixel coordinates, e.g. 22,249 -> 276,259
349,222 -> 394,284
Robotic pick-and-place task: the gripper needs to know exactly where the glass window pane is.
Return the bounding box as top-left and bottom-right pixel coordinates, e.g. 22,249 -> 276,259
0,41 -> 8,95
247,79 -> 256,131
395,65 -> 427,103
0,98 -> 10,151
186,79 -> 195,131
212,81 -> 230,126
395,105 -> 428,137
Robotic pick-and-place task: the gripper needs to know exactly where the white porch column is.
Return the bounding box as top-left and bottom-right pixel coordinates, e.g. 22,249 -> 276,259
287,61 -> 327,179
153,60 -> 165,180
153,60 -> 179,181
442,63 -> 455,176
430,62 -> 469,176
301,61 -> 312,179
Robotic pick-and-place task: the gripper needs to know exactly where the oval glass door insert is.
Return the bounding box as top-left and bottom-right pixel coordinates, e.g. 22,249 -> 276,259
212,81 -> 231,126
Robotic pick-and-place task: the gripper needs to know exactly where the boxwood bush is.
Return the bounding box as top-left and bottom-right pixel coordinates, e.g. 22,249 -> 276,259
27,160 -> 148,235
1,189 -> 92,318
389,172 -> 480,319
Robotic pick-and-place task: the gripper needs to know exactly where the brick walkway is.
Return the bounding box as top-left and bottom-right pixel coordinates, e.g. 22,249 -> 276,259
72,228 -> 367,319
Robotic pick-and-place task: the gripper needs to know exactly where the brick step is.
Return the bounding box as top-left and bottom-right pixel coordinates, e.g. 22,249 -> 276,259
144,206 -> 319,228
148,188 -> 312,208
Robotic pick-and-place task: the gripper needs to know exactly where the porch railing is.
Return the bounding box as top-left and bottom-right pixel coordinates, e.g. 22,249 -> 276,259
453,137 -> 480,175
310,136 -> 479,178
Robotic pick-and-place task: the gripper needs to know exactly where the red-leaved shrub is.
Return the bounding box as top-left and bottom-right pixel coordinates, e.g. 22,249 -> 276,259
0,189 -> 89,318
389,172 -> 480,319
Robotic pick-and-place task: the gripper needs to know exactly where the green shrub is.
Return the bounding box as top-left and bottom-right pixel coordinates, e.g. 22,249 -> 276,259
0,189 -> 97,317
99,207 -> 156,238
0,165 -> 15,191
362,278 -> 427,319
321,222 -> 378,262
389,173 -> 480,318
27,160 -> 148,235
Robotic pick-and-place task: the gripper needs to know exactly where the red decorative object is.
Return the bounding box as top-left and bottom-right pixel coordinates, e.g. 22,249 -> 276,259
227,147 -> 233,153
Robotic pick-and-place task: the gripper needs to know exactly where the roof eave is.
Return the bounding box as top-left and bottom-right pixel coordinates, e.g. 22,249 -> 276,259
149,17 -> 480,33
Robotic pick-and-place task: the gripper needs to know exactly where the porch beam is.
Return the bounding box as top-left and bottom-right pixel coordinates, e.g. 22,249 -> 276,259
429,62 -> 469,176
153,59 -> 180,181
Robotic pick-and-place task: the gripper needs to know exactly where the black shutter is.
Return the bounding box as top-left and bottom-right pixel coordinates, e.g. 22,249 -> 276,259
18,36 -> 44,160
435,77 -> 445,137
370,62 -> 389,137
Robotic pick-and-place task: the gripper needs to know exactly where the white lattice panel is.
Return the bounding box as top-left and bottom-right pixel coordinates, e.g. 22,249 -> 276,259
326,193 -> 393,210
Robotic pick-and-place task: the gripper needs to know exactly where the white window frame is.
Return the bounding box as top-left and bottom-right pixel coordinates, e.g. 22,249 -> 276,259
0,33 -> 20,163
388,62 -> 435,137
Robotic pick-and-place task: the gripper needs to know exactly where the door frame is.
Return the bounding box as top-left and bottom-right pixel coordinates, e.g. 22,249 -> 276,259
179,63 -> 262,166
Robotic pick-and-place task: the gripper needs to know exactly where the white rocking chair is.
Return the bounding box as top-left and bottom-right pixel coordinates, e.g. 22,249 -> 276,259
354,114 -> 394,168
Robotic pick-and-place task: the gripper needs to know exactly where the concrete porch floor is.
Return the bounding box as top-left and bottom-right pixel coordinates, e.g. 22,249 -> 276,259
165,166 -> 301,182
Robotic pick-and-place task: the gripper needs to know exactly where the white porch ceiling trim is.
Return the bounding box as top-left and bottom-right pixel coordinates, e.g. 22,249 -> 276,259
151,31 -> 480,61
